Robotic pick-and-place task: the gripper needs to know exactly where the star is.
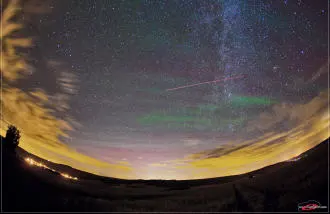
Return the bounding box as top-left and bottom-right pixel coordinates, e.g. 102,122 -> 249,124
7,0 -> 327,180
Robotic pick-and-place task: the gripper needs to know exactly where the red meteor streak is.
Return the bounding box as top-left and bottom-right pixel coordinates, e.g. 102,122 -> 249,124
166,74 -> 244,92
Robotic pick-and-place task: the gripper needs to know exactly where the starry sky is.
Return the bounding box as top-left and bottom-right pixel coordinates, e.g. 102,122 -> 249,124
3,0 -> 328,179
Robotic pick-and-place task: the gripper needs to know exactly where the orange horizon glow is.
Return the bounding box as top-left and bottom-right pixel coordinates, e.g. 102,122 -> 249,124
1,0 -> 329,181
12,93 -> 328,180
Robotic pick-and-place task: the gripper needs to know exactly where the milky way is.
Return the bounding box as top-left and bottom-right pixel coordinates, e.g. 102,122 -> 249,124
2,0 -> 328,179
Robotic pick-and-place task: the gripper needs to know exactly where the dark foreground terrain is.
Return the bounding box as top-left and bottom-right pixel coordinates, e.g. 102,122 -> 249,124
2,138 -> 328,212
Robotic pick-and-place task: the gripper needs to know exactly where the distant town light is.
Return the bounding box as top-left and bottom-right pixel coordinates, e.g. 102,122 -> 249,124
25,157 -> 78,181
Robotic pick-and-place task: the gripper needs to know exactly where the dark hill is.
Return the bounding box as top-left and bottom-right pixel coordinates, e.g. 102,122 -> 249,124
2,137 -> 328,212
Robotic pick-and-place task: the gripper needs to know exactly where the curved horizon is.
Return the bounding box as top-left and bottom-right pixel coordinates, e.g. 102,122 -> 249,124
1,0 -> 328,180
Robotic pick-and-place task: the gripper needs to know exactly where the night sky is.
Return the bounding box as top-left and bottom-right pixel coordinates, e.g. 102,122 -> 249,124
3,0 -> 328,179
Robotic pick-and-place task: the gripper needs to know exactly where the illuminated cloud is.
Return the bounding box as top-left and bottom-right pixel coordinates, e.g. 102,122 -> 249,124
166,90 -> 329,180
1,0 -> 328,181
246,89 -> 328,134
0,0 -> 32,82
0,0 -> 133,179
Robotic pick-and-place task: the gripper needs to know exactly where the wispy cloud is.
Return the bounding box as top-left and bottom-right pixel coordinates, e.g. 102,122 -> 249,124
146,89 -> 329,180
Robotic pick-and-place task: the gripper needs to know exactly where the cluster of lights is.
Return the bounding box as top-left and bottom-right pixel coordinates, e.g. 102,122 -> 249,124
60,173 -> 78,180
25,157 -> 50,169
25,157 -> 78,181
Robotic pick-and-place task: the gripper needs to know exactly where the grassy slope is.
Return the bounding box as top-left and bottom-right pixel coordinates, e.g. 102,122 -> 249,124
2,137 -> 328,212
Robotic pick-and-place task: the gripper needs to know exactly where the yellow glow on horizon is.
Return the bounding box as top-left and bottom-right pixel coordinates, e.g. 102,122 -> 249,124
2,90 -> 328,180
2,89 -> 328,180
169,105 -> 329,180
1,0 -> 329,181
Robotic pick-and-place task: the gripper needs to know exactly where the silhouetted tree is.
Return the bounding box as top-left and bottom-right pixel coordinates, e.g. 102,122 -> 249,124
4,125 -> 20,150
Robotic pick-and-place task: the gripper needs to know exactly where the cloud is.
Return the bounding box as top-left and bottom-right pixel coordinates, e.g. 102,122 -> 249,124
0,0 -> 33,82
58,71 -> 79,94
116,161 -> 131,166
148,163 -> 168,167
246,90 -> 328,134
47,60 -> 79,95
159,89 -> 329,180
0,2 -> 133,179
182,138 -> 201,147
0,86 -> 134,178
